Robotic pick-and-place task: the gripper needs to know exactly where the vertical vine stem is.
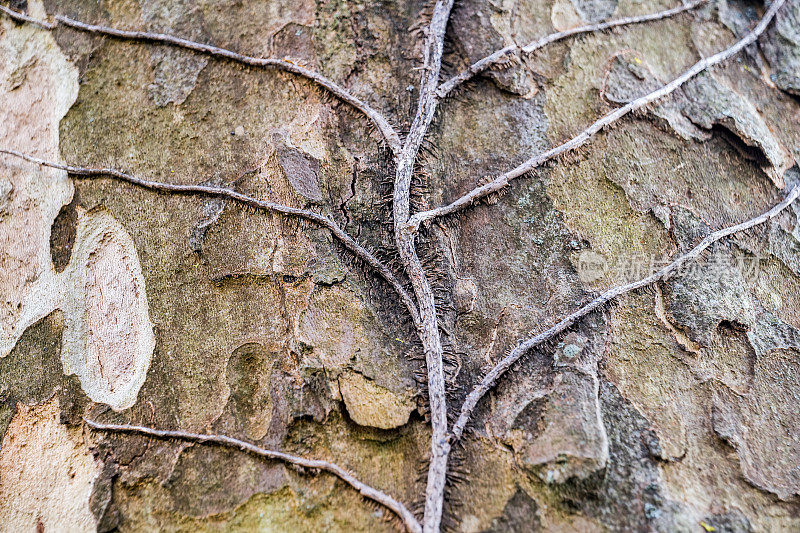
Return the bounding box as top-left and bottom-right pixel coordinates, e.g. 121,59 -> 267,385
392,1 -> 455,531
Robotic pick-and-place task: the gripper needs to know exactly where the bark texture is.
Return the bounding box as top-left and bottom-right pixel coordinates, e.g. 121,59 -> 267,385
2,0 -> 800,531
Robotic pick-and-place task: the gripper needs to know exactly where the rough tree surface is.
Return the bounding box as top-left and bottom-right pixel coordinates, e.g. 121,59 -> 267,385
2,0 -> 800,531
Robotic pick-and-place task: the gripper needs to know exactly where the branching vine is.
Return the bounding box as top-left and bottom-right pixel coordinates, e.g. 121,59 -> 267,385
0,0 -> 794,531
406,0 -> 789,232
436,0 -> 706,98
450,182 -> 800,443
0,148 -> 421,328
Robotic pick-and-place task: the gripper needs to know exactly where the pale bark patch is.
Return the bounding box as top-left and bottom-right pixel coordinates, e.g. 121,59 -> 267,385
60,208 -> 156,410
0,0 -> 77,353
338,371 -> 415,429
0,397 -> 99,532
0,5 -> 154,410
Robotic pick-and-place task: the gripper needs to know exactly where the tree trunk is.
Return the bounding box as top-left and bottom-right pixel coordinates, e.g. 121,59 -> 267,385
2,0 -> 800,531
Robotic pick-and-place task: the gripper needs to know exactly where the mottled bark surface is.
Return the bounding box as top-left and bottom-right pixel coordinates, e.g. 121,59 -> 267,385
2,0 -> 800,531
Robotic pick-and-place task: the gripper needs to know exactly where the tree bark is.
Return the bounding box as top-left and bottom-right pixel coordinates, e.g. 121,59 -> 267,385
2,0 -> 800,531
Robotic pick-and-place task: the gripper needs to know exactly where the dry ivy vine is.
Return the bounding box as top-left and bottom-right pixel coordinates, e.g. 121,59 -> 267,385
0,0 -> 796,531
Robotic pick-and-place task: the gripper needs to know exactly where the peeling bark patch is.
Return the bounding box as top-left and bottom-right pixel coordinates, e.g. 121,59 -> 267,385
85,238 -> 144,386
60,208 -> 155,411
338,371 -> 415,429
0,0 -> 77,353
661,244 -> 757,348
514,367 -> 609,484
602,51 -> 794,188
0,398 -> 99,532
1,1 -> 154,412
1,207 -> 155,411
447,0 -> 539,96
491,325 -> 609,485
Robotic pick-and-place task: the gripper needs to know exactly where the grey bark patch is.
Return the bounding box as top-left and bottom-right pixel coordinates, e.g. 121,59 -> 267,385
89,460 -> 120,533
140,0 -> 208,107
602,51 -> 794,188
661,243 -> 757,347
553,379 -> 686,531
272,132 -> 323,202
510,396 -> 547,442
492,324 -> 609,485
712,348 -> 800,500
147,49 -> 208,107
569,0 -> 617,23
520,367 -> 608,483
663,206 -> 800,356
761,0 -> 800,96
718,0 -> 762,38
188,197 -> 226,254
748,311 -> 800,357
483,487 -> 541,532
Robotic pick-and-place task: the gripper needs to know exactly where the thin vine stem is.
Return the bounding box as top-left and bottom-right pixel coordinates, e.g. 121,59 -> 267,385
0,148 -> 420,328
84,419 -> 422,533
406,0 -> 788,233
437,0 -> 705,99
0,5 -> 402,155
451,183 -> 800,442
